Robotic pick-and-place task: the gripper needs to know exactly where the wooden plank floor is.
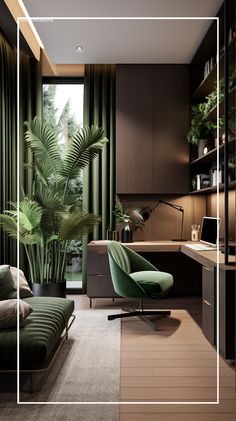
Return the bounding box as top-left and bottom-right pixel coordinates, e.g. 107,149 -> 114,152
71,295 -> 236,421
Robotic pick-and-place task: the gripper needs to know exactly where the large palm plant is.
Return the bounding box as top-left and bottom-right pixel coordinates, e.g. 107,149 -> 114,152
0,117 -> 108,283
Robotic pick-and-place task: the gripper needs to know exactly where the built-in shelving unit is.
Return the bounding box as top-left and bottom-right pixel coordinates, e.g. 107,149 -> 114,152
206,86 -> 236,121
189,180 -> 236,195
189,8 -> 235,196
190,137 -> 235,166
191,37 -> 235,102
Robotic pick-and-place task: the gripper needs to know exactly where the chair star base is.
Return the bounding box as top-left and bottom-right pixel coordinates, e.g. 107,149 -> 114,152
108,309 -> 171,331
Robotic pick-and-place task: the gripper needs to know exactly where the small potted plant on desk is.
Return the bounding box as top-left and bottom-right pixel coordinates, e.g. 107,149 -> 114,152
0,118 -> 108,297
114,197 -> 144,243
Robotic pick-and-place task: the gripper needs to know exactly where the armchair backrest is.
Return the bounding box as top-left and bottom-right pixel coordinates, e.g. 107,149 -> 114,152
107,241 -> 131,274
107,241 -> 147,298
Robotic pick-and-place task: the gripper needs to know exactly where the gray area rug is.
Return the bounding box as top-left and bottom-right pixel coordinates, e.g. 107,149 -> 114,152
0,309 -> 121,420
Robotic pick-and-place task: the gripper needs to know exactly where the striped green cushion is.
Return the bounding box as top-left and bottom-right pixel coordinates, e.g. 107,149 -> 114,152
0,265 -> 16,300
0,296 -> 74,370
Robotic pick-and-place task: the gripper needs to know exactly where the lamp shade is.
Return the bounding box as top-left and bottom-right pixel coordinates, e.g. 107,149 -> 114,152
133,207 -> 152,222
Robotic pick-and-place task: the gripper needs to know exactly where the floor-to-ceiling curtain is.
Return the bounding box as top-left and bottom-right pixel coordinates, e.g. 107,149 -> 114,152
82,64 -> 116,292
0,30 -> 42,268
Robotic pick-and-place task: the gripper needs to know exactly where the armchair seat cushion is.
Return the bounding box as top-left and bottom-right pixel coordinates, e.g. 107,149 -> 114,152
130,271 -> 173,296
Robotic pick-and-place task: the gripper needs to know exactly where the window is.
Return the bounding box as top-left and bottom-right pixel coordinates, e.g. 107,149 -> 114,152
43,79 -> 84,291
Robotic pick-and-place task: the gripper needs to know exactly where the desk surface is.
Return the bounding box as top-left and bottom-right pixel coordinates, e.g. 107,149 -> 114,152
88,240 -> 236,269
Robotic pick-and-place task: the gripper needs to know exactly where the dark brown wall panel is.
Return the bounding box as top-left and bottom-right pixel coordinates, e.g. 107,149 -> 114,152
116,65 -> 153,194
116,64 -> 189,194
152,65 -> 189,194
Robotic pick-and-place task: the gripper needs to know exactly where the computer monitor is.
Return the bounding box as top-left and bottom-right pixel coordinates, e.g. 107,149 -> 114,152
200,217 -> 220,246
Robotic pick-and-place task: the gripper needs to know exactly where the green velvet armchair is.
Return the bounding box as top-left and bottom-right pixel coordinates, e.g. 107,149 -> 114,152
107,241 -> 173,330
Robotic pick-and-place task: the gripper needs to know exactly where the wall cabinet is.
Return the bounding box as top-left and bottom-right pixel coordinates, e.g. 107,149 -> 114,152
116,64 -> 189,194
202,265 -> 215,345
202,264 -> 235,359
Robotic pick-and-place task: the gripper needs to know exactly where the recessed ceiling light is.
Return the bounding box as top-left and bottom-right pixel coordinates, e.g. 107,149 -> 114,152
75,45 -> 84,52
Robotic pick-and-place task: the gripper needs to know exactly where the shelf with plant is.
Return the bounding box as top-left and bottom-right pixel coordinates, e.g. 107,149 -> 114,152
0,118 -> 108,285
205,86 -> 236,121
188,80 -> 236,160
190,137 -> 235,166
191,36 -> 236,102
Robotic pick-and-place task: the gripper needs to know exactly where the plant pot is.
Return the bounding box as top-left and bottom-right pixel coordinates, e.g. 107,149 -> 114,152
198,139 -> 209,157
121,222 -> 133,243
31,281 -> 66,298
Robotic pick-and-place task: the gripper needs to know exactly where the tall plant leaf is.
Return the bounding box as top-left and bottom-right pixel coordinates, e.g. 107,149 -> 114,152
59,211 -> 101,241
25,117 -> 62,177
60,126 -> 108,181
6,198 -> 42,231
0,214 -> 42,245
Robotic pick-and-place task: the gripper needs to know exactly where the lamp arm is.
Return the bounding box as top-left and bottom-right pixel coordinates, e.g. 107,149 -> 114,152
152,199 -> 183,212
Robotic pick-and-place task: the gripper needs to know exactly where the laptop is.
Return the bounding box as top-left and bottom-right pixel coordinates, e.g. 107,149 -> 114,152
185,217 -> 220,251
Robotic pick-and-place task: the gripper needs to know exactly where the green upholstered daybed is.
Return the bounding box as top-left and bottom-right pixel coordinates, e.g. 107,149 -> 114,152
0,266 -> 75,373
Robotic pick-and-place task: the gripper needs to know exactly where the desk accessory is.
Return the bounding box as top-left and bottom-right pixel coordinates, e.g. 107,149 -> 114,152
133,199 -> 186,241
191,224 -> 200,242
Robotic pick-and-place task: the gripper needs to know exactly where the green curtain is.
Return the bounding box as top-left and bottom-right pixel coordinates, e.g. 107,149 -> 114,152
82,64 -> 116,292
0,30 -> 42,268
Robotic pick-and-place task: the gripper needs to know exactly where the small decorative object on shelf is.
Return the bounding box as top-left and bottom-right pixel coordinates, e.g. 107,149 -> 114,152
112,230 -> 119,241
106,229 -> 113,240
211,169 -> 222,186
228,160 -> 236,182
228,24 -> 236,43
196,174 -> 210,190
121,222 -> 132,243
191,224 -> 200,242
198,139 -> 209,157
203,144 -> 210,155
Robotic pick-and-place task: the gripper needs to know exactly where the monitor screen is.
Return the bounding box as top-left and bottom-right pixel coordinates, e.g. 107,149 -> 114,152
201,217 -> 220,246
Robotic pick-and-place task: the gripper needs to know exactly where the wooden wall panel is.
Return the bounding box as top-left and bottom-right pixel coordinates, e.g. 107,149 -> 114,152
118,195 -> 206,241
152,65 -> 189,194
116,64 -> 189,194
116,65 -> 153,193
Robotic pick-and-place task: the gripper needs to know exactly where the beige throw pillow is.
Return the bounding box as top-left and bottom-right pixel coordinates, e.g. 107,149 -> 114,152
0,299 -> 33,329
10,267 -> 33,298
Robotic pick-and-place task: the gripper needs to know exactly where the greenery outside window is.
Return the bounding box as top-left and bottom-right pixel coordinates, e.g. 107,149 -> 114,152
43,78 -> 84,291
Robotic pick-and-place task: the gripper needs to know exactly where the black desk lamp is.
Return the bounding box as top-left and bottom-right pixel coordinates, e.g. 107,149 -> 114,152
133,199 -> 186,242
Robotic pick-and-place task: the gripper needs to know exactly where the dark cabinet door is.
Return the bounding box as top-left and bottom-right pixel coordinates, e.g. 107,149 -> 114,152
116,64 -> 189,194
202,265 -> 215,345
152,65 -> 189,194
116,65 -> 153,194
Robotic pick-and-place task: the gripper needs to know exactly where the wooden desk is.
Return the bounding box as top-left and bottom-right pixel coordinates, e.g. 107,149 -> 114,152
87,240 -> 235,359
181,244 -> 236,269
87,240 -> 202,298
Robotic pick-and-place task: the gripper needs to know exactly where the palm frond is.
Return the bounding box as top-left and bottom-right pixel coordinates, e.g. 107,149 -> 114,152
0,215 -> 43,245
59,211 -> 101,241
60,126 -> 108,181
24,117 -> 62,177
5,198 -> 42,232
34,184 -> 64,235
0,214 -> 17,239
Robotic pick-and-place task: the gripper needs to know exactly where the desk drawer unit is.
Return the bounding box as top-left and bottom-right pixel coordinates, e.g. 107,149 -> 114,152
202,265 -> 215,346
87,251 -> 119,298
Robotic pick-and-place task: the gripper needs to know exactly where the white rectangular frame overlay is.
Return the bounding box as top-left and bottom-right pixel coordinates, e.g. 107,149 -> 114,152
17,15 -> 220,405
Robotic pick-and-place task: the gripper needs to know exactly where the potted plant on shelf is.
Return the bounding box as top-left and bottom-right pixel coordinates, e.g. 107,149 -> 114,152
0,117 -> 108,297
187,103 -> 224,157
188,79 -> 225,157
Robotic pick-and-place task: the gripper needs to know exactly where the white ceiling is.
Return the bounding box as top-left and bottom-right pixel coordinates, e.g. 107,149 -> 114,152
22,0 -> 223,64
